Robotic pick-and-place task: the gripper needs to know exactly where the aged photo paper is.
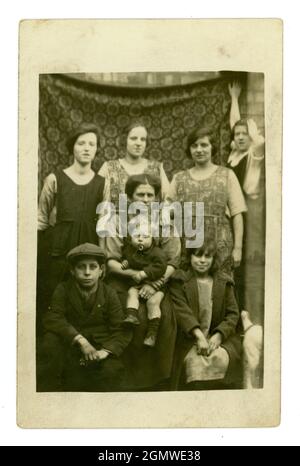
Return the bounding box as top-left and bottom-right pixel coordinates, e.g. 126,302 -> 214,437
17,19 -> 282,428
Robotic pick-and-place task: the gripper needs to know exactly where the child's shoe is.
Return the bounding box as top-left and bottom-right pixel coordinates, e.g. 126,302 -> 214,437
123,309 -> 140,326
143,318 -> 160,347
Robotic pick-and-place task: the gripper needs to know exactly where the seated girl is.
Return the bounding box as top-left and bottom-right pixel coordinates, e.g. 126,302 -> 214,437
169,238 -> 242,391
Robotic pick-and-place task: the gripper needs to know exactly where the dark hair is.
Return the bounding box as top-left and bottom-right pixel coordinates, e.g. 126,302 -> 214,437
119,120 -> 148,151
188,237 -> 220,274
231,119 -> 249,140
66,123 -> 101,155
125,174 -> 161,199
185,127 -> 216,158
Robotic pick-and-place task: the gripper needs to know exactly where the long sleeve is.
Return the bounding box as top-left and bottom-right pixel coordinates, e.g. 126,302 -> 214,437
43,283 -> 79,344
212,283 -> 240,341
38,173 -> 57,230
169,280 -> 200,336
101,286 -> 132,357
243,146 -> 265,199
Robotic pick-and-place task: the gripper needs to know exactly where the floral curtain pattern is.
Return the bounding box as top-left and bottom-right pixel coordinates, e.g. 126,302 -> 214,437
39,74 -> 232,192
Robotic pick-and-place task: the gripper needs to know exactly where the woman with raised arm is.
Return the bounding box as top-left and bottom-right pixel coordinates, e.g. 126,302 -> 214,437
227,82 -> 265,320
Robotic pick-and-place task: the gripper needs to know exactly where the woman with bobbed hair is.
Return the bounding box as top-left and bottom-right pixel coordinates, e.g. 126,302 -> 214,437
98,120 -> 170,206
167,126 -> 247,273
37,122 -> 107,300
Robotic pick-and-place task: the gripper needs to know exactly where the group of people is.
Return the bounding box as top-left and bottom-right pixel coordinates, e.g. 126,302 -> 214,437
36,82 -> 265,392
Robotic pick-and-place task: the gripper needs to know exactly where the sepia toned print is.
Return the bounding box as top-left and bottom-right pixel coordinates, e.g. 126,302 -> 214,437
18,19 -> 282,428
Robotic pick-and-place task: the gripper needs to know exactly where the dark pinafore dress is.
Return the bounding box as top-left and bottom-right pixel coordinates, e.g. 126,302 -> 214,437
49,170 -> 105,292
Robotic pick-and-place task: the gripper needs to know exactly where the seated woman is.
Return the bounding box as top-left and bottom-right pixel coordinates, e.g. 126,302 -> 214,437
103,174 -> 181,391
169,238 -> 242,391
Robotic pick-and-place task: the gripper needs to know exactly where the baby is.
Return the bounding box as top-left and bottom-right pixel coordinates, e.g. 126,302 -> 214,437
121,227 -> 167,347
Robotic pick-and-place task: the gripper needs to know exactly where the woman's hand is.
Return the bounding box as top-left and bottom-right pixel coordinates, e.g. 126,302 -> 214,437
151,278 -> 165,291
232,247 -> 242,268
228,81 -> 242,100
207,332 -> 222,356
139,284 -> 156,300
247,118 -> 265,147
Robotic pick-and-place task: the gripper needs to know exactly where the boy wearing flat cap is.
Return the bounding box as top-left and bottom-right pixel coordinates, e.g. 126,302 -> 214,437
37,243 -> 132,392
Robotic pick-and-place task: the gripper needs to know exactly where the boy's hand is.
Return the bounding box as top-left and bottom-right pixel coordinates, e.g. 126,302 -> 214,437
96,349 -> 110,360
207,332 -> 222,356
121,260 -> 129,270
78,338 -> 99,361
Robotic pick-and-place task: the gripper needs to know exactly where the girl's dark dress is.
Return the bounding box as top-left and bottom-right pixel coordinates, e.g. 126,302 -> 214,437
37,170 -> 105,321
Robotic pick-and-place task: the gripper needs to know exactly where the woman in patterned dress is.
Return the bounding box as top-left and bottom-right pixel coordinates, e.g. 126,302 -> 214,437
167,126 -> 247,273
98,121 -> 170,205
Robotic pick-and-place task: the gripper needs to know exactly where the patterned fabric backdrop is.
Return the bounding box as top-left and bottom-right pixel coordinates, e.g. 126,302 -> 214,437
39,74 -> 232,193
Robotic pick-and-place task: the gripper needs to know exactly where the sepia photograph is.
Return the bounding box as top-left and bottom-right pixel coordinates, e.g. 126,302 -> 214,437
17,19 -> 282,428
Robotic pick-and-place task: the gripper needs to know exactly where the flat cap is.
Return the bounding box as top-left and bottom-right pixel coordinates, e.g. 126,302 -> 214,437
67,243 -> 106,263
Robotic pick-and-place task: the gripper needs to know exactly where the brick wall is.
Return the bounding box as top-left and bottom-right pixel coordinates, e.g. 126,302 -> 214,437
240,73 -> 265,135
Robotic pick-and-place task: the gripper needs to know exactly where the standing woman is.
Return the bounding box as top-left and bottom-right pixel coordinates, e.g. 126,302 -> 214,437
38,123 -> 106,301
227,82 -> 265,324
167,127 -> 247,273
228,82 -> 265,194
98,121 -> 170,204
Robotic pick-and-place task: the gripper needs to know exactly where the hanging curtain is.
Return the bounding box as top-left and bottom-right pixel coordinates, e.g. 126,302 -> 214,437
38,73 -> 232,192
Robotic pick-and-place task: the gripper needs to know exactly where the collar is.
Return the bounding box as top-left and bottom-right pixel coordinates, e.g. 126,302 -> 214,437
227,149 -> 249,167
